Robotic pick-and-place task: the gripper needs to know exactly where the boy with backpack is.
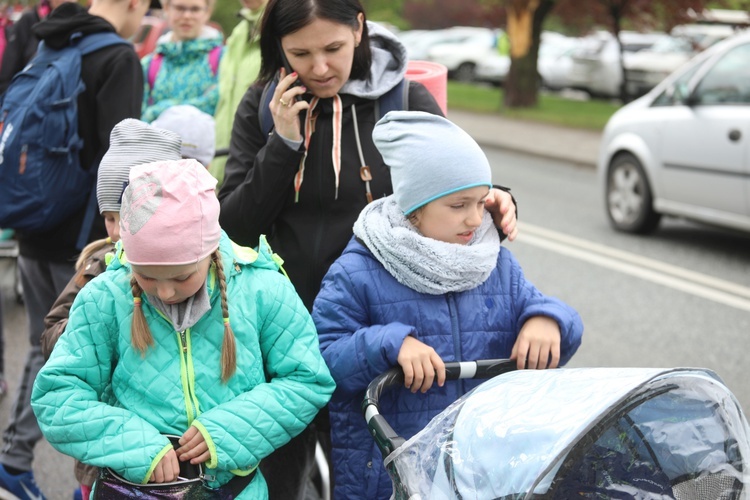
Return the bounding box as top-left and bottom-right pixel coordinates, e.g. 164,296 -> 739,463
0,0 -> 157,498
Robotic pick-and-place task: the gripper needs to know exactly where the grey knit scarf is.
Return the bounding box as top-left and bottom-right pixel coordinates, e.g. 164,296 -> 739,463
149,282 -> 211,332
353,196 -> 500,295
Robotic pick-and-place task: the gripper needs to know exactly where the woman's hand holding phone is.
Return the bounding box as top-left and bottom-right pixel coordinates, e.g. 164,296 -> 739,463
270,67 -> 308,142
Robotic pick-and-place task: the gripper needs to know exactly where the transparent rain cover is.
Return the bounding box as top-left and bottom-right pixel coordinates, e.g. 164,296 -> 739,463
382,368 -> 750,500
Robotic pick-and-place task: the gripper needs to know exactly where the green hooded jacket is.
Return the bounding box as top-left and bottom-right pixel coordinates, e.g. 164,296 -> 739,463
32,233 -> 335,498
209,7 -> 264,187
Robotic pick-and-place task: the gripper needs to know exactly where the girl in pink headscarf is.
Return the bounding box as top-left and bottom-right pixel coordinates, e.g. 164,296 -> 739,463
32,159 -> 334,499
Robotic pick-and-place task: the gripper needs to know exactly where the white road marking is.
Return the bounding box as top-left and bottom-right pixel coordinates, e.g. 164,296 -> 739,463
516,223 -> 750,312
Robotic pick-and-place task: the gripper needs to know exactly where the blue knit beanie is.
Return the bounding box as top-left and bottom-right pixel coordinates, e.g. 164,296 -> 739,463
373,111 -> 493,215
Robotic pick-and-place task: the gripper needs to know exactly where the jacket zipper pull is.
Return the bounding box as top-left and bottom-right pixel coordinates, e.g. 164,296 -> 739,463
179,330 -> 188,353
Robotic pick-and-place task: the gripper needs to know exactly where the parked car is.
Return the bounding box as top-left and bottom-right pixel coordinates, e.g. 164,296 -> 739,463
624,36 -> 698,97
474,31 -> 579,89
568,30 -> 668,98
537,33 -> 582,90
473,52 -> 509,86
598,29 -> 750,235
670,23 -> 735,51
423,27 -> 499,82
398,27 -> 492,62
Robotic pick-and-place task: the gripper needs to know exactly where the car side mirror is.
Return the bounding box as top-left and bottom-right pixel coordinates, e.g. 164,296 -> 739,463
672,83 -> 699,106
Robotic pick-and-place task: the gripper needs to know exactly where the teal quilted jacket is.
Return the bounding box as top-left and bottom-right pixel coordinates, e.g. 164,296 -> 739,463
141,32 -> 223,123
31,233 -> 335,498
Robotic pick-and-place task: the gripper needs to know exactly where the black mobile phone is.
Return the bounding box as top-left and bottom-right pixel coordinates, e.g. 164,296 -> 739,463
277,39 -> 303,92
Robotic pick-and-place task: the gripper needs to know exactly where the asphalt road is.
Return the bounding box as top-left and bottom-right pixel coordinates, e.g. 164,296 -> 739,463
486,147 -> 750,413
0,259 -> 78,500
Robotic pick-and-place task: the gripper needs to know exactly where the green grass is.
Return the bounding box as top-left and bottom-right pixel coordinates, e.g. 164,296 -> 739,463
446,81 -> 621,131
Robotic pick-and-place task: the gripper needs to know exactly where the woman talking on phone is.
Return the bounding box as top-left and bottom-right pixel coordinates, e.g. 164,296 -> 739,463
217,0 -> 518,497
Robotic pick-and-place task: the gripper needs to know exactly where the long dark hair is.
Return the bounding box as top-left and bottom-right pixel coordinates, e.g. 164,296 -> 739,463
257,0 -> 372,86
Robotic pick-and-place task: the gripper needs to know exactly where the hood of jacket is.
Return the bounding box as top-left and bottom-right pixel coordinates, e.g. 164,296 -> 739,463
33,2 -> 117,50
156,25 -> 223,48
340,21 -> 407,100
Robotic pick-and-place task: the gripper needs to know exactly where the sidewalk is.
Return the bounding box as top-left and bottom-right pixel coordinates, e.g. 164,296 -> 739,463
448,109 -> 602,168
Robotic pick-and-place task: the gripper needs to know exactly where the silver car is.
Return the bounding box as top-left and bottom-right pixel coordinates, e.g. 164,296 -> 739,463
598,29 -> 750,234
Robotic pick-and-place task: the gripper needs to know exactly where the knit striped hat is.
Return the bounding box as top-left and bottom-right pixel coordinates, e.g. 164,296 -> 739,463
96,119 -> 182,214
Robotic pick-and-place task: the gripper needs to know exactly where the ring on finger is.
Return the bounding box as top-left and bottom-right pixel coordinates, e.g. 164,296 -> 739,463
279,97 -> 289,107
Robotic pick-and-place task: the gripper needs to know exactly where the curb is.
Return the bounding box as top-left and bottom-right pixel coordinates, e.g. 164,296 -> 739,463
447,109 -> 602,168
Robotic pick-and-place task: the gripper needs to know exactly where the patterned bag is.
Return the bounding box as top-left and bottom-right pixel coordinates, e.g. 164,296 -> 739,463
91,435 -> 255,499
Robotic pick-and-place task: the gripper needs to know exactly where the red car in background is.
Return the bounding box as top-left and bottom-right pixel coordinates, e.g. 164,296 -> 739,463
132,15 -> 167,59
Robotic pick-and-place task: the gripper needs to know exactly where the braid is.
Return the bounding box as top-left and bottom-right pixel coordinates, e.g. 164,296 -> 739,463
212,251 -> 236,382
130,277 -> 154,354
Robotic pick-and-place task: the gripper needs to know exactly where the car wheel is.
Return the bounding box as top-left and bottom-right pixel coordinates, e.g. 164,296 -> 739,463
606,152 -> 661,234
454,62 -> 476,82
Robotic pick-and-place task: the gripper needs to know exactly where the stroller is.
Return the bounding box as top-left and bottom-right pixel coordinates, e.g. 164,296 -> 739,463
363,360 -> 750,499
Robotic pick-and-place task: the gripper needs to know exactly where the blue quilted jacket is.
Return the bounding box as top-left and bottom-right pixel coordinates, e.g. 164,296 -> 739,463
32,233 -> 335,498
312,237 -> 583,499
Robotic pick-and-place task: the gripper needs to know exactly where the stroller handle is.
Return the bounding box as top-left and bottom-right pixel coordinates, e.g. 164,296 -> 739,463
362,359 -> 516,457
213,147 -> 230,158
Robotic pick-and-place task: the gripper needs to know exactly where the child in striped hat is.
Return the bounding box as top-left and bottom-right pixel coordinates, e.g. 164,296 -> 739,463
39,118 -> 182,499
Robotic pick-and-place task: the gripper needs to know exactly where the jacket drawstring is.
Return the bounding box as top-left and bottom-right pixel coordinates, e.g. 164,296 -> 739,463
294,94 -> 349,202
351,104 -> 373,203
294,97 -> 319,202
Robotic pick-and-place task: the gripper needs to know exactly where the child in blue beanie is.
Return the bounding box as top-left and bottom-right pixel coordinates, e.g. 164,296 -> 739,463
312,110 -> 584,500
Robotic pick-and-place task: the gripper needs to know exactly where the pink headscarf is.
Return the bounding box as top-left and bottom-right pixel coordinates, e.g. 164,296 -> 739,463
120,159 -> 221,266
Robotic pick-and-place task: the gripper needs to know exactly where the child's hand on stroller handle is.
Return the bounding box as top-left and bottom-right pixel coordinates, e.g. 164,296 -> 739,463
512,316 -> 562,370
362,359 -> 517,457
397,336 -> 446,393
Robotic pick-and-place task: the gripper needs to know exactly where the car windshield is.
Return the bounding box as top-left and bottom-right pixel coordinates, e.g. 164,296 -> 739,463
693,42 -> 750,104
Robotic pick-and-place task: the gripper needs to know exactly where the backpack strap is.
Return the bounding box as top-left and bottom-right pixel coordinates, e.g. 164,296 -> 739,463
258,79 -> 277,137
147,53 -> 163,90
208,45 -> 221,76
71,32 -> 129,250
374,78 -> 408,120
76,183 -> 100,250
74,31 -> 129,57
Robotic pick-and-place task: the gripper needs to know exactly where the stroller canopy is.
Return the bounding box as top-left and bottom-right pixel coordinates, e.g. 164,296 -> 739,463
384,367 -> 750,499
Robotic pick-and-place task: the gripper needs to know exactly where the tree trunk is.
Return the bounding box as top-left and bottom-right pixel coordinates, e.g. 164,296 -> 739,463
609,2 -> 630,103
503,0 -> 555,108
